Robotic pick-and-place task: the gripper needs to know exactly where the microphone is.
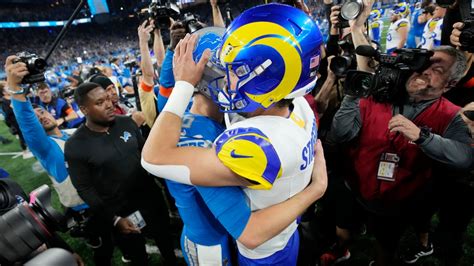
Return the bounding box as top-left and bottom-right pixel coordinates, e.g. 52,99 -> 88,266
355,45 -> 379,58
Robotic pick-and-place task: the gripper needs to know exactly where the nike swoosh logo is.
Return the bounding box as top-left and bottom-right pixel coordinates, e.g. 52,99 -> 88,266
230,149 -> 253,159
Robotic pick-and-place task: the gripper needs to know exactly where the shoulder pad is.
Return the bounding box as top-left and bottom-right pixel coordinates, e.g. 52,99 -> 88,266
398,21 -> 408,28
215,127 -> 282,190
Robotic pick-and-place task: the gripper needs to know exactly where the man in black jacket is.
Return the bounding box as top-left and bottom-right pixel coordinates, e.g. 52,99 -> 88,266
65,82 -> 176,266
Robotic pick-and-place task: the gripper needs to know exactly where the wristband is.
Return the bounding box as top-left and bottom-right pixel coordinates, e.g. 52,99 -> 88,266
140,82 -> 154,92
7,87 -> 26,95
161,81 -> 194,118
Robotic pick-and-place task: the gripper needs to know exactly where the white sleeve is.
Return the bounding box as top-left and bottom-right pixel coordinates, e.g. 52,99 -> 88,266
141,158 -> 192,185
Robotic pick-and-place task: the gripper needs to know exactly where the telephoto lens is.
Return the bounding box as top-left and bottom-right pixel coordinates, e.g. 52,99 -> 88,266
0,185 -> 64,264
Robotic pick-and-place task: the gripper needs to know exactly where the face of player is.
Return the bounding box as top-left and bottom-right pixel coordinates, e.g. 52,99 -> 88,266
406,51 -> 456,102
34,107 -> 58,132
81,87 -> 116,126
390,13 -> 400,22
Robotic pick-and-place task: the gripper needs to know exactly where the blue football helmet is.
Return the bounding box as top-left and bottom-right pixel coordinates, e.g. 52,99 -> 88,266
192,27 -> 227,99
208,3 -> 323,113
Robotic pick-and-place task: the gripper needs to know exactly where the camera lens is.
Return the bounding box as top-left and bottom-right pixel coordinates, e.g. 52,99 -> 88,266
32,58 -> 47,72
330,56 -> 352,77
0,204 -> 52,264
341,0 -> 363,20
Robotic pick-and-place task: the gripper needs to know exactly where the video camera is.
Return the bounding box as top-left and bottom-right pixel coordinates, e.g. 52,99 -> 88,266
139,0 -> 181,30
138,1 -> 203,33
344,46 -> 433,103
0,180 -> 67,264
182,12 -> 204,34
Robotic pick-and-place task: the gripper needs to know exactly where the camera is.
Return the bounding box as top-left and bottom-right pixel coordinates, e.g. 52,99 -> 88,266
139,0 -> 180,30
344,46 -> 433,103
0,181 -> 66,264
330,38 -> 356,77
13,52 -> 47,84
334,0 -> 364,28
124,59 -> 138,69
182,13 -> 204,34
459,19 -> 474,53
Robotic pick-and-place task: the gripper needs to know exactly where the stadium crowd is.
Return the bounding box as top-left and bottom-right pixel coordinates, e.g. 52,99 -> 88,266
0,0 -> 473,265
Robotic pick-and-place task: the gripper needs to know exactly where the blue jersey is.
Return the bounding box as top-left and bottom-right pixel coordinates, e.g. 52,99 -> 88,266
165,112 -> 251,265
407,8 -> 426,48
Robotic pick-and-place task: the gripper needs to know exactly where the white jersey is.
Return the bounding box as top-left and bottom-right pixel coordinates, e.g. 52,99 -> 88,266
433,18 -> 444,47
420,18 -> 437,49
214,97 -> 317,259
386,18 -> 410,52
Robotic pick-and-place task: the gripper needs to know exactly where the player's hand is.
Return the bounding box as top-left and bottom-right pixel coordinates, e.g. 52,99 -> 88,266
309,140 -> 328,198
450,22 -> 464,47
173,34 -> 211,86
5,55 -> 28,89
116,217 -> 141,234
138,20 -> 154,44
388,114 -> 421,142
210,0 -> 218,7
169,21 -> 187,51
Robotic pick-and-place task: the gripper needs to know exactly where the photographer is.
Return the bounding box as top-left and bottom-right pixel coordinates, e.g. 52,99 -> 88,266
4,55 -> 87,213
331,45 -> 472,265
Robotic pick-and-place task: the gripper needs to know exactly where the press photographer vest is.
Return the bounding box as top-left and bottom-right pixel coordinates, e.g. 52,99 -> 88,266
347,97 -> 460,201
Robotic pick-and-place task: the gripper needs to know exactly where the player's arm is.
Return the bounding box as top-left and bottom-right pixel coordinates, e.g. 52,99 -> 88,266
142,34 -> 250,187
238,140 -> 328,248
397,21 -> 409,49
197,140 -> 328,249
